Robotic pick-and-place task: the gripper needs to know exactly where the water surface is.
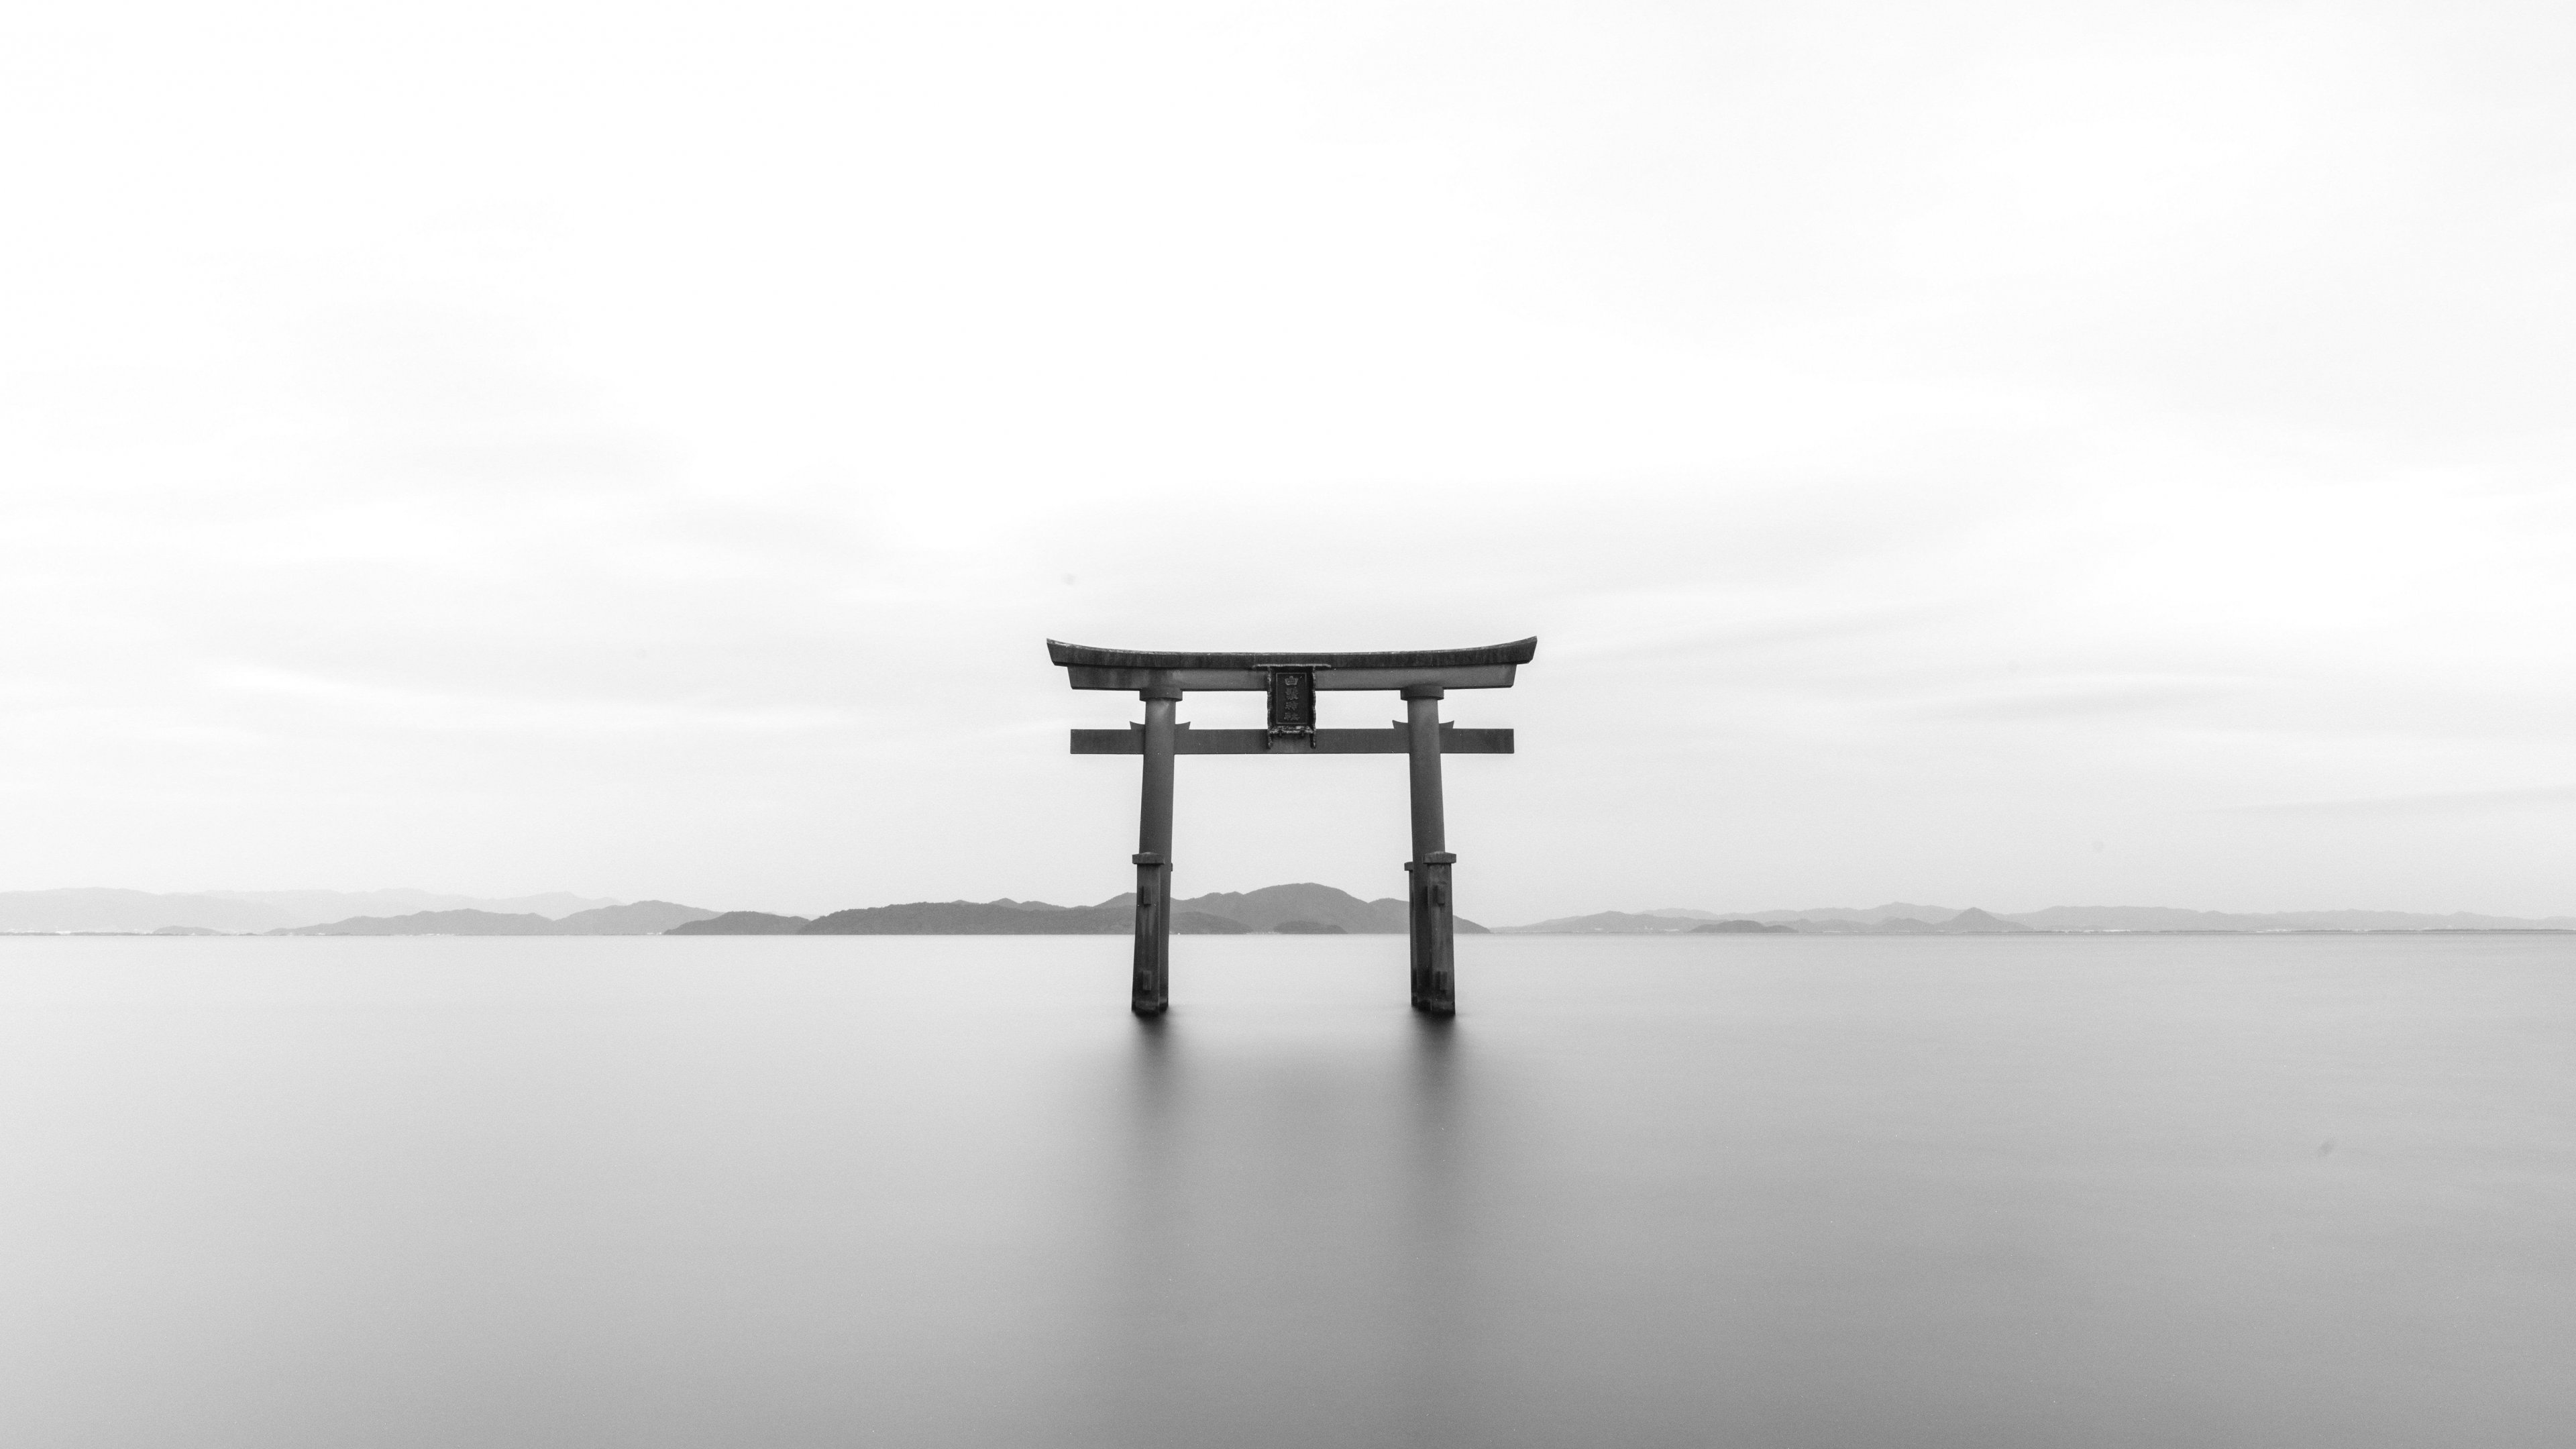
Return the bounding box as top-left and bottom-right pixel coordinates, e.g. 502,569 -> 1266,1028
2,934 -> 2569,1447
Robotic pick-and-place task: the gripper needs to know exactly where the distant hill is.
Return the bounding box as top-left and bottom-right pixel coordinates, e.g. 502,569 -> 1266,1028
1106,883 -> 1487,934
272,902 -> 718,936
803,901 -> 1119,934
668,912 -> 812,935
272,909 -> 561,936
1943,908 -> 2033,933
550,901 -> 720,934
1690,920 -> 1796,934
779,883 -> 1475,936
800,901 -> 1248,934
37,883 -> 2569,941
1165,883 -> 1411,932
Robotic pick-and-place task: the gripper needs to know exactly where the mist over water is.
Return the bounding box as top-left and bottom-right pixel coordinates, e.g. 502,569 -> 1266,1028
3,934 -> 2569,1448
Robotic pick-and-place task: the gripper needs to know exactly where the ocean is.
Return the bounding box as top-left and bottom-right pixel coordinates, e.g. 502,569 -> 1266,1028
3,932 -> 2569,1448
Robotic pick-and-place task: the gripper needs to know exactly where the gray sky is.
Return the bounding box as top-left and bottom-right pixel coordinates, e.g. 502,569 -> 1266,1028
5,1 -> 2571,922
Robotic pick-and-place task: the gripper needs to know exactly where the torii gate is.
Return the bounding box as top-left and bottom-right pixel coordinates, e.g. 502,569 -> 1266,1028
1050,637 -> 1535,1016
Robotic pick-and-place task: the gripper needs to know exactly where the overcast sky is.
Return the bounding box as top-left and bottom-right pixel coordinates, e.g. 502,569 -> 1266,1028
5,0 -> 2571,922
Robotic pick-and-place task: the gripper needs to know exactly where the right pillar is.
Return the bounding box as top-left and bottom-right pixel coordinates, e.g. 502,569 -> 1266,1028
1403,686 -> 1456,1014
1130,686 -> 1178,1016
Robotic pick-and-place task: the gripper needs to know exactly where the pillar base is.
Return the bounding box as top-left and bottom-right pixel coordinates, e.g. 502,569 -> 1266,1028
1131,853 -> 1170,1016
1406,852 -> 1457,1015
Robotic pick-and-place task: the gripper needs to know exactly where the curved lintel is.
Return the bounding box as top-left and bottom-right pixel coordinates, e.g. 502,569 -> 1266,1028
1045,638 -> 1538,672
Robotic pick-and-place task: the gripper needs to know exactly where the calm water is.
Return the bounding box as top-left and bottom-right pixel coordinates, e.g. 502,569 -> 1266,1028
1,933 -> 2570,1448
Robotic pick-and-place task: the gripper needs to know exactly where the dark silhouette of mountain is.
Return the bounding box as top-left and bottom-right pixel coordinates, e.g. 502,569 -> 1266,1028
272,902 -> 719,936
551,900 -> 719,934
1690,920 -> 1795,934
1938,907 -> 2033,933
786,883 -> 1468,935
1272,920 -> 1347,934
802,901 -> 1119,934
56,882 -> 2571,943
1096,883 -> 1489,934
798,901 -> 1250,934
668,911 -> 812,935
272,909 -> 561,936
1168,883 -> 1409,932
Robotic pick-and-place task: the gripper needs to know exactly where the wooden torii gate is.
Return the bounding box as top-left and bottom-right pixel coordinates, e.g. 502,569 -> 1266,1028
1050,638 -> 1535,1016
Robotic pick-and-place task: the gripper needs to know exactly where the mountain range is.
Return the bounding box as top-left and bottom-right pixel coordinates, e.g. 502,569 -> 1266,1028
9,886 -> 2571,937
174,883 -> 1478,937
676,883 -> 1488,936
268,902 -> 719,936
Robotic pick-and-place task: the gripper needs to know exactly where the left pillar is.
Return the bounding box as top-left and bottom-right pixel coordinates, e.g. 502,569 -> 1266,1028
1130,682 -> 1181,1015
1404,686 -> 1457,1015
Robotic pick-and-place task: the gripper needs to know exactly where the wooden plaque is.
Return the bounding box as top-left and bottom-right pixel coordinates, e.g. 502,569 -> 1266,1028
1267,669 -> 1317,735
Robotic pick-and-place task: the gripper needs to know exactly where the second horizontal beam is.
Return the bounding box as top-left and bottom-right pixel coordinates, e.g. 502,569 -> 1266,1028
1070,723 -> 1514,755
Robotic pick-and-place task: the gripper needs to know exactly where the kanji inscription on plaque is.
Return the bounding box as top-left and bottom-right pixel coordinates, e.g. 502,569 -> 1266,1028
1267,669 -> 1317,736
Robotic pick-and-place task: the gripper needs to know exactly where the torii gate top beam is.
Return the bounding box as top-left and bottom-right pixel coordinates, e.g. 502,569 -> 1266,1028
1046,637 -> 1536,693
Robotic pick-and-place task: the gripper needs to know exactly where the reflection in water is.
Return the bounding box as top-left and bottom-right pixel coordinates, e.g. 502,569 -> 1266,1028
1094,1001 -> 1489,1444
2,933 -> 2574,1448
1395,1014 -> 1465,1444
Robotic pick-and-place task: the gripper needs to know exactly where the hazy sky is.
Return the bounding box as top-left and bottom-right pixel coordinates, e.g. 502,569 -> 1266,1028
6,1 -> 2571,922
